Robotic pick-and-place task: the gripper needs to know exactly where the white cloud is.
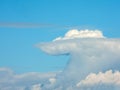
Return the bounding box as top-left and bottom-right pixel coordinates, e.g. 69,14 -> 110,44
0,67 -> 57,90
53,29 -> 105,41
76,70 -> 120,87
49,78 -> 56,84
1,29 -> 120,90
36,29 -> 120,90
31,84 -> 41,90
37,38 -> 120,81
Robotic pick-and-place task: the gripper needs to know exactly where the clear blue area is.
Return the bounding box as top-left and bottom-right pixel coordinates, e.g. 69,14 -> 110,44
0,0 -> 120,73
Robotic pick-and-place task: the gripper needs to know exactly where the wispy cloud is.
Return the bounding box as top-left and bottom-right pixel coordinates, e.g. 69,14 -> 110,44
0,22 -> 86,29
0,22 -> 57,28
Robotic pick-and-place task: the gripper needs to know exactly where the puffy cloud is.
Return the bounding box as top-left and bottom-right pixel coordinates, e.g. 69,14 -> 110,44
1,29 -> 120,90
53,29 -> 105,41
76,70 -> 120,87
36,29 -> 120,90
0,62 -> 120,90
0,67 -> 57,90
38,38 -> 120,81
49,78 -> 56,84
31,84 -> 41,90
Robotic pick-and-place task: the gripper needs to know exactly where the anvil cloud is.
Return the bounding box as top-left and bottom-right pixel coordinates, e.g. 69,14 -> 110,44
37,29 -> 120,90
1,29 -> 120,90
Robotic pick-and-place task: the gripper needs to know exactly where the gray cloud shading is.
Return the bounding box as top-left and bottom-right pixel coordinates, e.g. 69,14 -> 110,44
1,68 -> 120,90
0,68 -> 57,90
37,29 -> 120,90
1,29 -> 120,90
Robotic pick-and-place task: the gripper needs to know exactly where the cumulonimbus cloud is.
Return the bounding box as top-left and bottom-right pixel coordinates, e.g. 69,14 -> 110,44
37,29 -> 120,90
1,29 -> 120,90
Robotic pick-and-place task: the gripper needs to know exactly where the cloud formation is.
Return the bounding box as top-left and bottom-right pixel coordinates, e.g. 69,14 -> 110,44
75,70 -> 120,90
37,29 -> 120,90
0,67 -> 57,90
0,22 -> 55,28
1,68 -> 120,90
53,29 -> 105,41
1,29 -> 120,90
77,70 -> 120,87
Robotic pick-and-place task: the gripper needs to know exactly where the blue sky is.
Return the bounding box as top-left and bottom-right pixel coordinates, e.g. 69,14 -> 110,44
0,0 -> 120,73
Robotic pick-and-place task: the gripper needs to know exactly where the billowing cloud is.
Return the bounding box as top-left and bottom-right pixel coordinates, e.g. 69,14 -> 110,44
37,29 -> 120,90
0,67 -> 57,90
49,78 -> 56,84
76,70 -> 120,87
53,29 -> 105,41
1,29 -> 120,90
31,84 -> 41,90
75,70 -> 120,90
1,68 -> 120,90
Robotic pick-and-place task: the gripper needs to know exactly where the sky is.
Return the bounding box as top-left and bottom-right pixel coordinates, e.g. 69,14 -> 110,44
0,0 -> 120,73
0,0 -> 120,89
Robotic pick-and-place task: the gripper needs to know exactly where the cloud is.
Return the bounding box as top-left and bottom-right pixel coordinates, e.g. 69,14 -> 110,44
0,67 -> 57,90
37,29 -> 120,90
1,68 -> 120,90
49,78 -> 56,84
0,22 -> 55,28
76,70 -> 120,87
1,29 -> 120,90
0,22 -> 81,29
75,70 -> 120,90
53,29 -> 105,41
31,84 -> 41,90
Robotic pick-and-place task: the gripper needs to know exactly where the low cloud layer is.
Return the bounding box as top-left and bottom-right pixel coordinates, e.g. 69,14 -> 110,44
1,68 -> 120,90
0,67 -> 57,90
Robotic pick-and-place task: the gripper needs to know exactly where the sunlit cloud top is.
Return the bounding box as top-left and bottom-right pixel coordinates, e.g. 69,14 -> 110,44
53,29 -> 105,41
